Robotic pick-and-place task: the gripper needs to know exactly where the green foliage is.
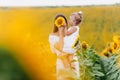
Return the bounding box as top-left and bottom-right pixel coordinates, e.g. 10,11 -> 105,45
77,46 -> 120,80
99,54 -> 120,80
76,47 -> 104,80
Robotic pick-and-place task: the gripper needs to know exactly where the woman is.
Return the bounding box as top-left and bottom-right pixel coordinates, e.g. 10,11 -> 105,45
49,14 -> 80,80
49,13 -> 68,68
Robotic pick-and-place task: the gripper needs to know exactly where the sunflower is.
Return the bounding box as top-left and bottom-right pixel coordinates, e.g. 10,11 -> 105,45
55,17 -> 65,28
112,36 -> 120,51
112,42 -> 119,50
104,52 -> 111,57
81,41 -> 87,49
72,35 -> 80,49
113,35 -> 120,43
100,48 -> 110,57
107,47 -> 114,54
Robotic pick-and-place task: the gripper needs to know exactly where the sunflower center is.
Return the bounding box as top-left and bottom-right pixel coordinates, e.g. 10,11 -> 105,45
114,42 -> 117,49
57,19 -> 63,25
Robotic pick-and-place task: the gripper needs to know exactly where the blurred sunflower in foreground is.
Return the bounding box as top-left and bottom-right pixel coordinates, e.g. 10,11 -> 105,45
55,17 -> 65,27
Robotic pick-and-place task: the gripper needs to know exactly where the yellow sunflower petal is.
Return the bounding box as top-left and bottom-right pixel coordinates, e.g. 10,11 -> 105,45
55,17 -> 65,28
113,35 -> 120,43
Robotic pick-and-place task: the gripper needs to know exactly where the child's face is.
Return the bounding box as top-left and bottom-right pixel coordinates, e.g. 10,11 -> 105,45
69,14 -> 76,26
79,14 -> 83,21
69,13 -> 83,26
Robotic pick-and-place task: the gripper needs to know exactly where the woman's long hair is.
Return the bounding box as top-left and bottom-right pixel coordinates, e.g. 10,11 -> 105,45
53,14 -> 68,33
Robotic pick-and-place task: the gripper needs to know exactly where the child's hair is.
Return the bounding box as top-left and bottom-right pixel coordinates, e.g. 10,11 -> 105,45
71,11 -> 83,25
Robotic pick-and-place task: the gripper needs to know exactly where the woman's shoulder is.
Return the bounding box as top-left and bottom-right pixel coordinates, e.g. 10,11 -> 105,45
49,33 -> 59,38
49,33 -> 55,35
50,32 -> 59,35
49,33 -> 59,42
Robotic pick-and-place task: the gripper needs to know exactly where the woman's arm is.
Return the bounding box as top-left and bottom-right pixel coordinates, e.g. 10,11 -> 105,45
54,43 -> 68,56
58,26 -> 64,51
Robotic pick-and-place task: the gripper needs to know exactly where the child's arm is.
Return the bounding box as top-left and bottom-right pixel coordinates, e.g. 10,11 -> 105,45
64,25 -> 68,35
65,27 -> 77,36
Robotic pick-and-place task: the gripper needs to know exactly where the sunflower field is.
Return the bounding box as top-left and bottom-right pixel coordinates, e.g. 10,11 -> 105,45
0,6 -> 120,80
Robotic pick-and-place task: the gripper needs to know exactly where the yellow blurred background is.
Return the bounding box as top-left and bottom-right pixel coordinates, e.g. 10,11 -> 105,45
0,6 -> 120,80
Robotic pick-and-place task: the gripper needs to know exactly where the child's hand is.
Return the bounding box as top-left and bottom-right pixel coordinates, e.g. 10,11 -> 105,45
58,52 -> 67,56
57,52 -> 67,59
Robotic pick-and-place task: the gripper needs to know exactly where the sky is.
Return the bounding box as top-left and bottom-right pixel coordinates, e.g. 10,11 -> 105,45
0,0 -> 120,6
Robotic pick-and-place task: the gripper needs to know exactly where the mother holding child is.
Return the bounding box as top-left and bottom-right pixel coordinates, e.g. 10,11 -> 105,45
49,11 -> 83,80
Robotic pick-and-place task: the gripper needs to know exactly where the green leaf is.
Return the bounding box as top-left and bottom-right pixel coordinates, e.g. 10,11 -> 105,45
92,70 -> 104,77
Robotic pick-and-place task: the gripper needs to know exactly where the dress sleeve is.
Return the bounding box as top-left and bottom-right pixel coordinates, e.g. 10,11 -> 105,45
49,35 -> 55,53
49,35 -> 61,55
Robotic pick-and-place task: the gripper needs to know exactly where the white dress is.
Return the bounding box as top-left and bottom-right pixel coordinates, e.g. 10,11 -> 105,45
63,26 -> 80,54
49,35 -> 64,71
63,26 -> 80,78
49,26 -> 80,78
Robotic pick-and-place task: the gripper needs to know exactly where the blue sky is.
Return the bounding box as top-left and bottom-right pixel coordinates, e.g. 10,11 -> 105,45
0,0 -> 120,6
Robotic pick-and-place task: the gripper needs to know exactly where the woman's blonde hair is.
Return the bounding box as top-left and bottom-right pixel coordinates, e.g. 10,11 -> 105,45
53,14 -> 68,33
